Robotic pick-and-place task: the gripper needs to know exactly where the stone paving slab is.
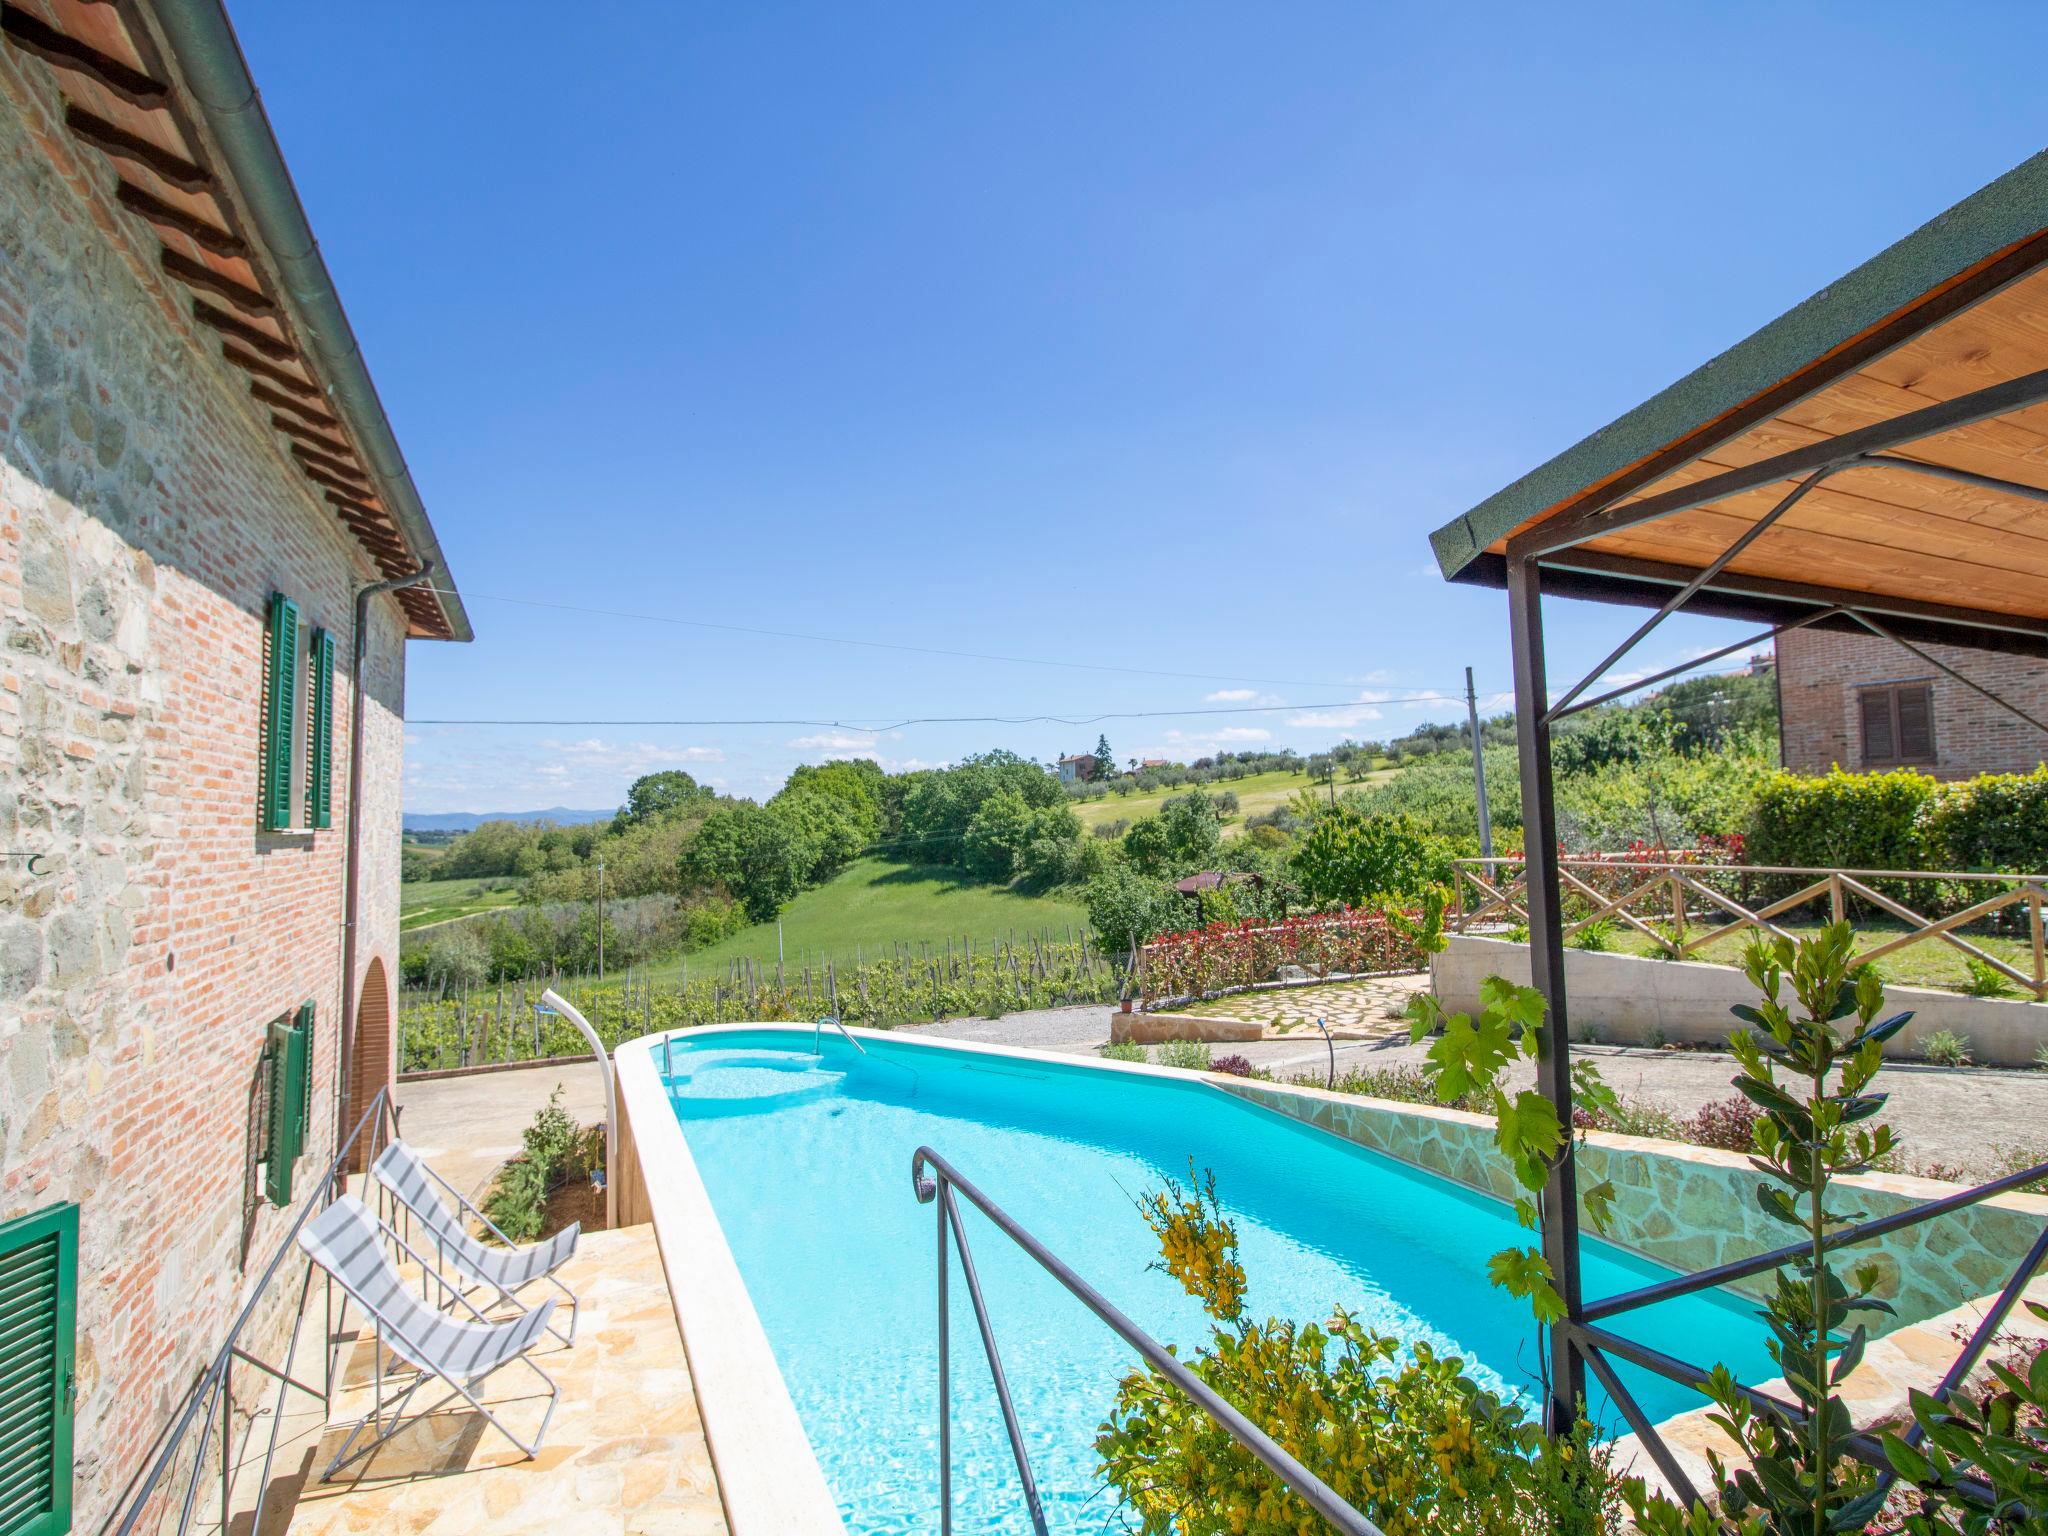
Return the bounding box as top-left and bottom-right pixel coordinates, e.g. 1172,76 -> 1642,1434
274,1226 -> 727,1536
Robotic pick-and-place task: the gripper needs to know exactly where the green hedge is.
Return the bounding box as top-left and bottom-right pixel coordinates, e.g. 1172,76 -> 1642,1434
1917,765 -> 2048,871
1747,764 -> 2048,876
1746,768 -> 1936,871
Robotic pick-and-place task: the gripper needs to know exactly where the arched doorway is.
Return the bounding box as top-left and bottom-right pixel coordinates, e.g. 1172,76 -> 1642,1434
349,955 -> 393,1169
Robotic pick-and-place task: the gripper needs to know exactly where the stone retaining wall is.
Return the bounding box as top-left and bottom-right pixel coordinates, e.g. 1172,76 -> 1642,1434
1434,934 -> 2048,1066
1110,1010 -> 1261,1045
1217,1077 -> 2048,1330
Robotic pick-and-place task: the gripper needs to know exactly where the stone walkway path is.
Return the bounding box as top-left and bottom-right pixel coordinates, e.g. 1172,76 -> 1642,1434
1178,972 -> 1429,1038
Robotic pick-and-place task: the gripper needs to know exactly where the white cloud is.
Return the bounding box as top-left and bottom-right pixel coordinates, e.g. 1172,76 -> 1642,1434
1286,690 -> 1390,729
787,731 -> 882,753
1203,688 -> 1283,707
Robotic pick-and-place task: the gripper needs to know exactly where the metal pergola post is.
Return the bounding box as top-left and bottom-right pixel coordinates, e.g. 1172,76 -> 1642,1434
1504,555 -> 1585,1428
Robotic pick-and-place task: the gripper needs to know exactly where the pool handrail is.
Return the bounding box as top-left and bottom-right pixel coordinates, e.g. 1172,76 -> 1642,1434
813,1013 -> 866,1055
910,1145 -> 1386,1536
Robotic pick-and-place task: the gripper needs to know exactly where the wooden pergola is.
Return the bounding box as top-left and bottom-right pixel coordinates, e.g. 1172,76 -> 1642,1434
1430,147 -> 2048,1469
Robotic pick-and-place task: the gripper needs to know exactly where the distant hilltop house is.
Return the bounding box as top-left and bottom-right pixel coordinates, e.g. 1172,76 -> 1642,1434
1055,752 -> 1100,784
0,6 -> 468,1529
1139,758 -> 1171,771
1776,630 -> 2047,778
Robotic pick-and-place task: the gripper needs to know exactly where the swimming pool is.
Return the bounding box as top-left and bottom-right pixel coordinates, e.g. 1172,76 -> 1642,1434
640,1027 -> 1777,1535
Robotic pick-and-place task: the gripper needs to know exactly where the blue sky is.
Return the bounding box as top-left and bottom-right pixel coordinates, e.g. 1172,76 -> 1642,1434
234,2 -> 2048,812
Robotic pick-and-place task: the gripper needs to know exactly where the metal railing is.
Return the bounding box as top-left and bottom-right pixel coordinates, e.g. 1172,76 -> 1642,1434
1452,856 -> 2048,999
102,1090 -> 399,1536
1559,1151 -> 2048,1513
910,1146 -> 1383,1536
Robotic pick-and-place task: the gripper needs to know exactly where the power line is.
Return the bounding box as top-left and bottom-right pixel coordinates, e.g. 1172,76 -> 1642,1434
424,587 -> 1365,690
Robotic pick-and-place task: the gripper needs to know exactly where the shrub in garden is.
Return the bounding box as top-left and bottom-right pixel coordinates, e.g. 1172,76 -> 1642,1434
1567,918 -> 1615,952
1098,1040 -> 1147,1063
1680,1094 -> 1763,1152
1965,957 -> 2017,998
1156,1038 -> 1213,1072
481,1085 -> 591,1243
1094,1168 -> 1625,1536
1208,1053 -> 1255,1077
1921,1028 -> 1973,1067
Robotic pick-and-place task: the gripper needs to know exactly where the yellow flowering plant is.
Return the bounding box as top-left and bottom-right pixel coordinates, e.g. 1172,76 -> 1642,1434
1095,1166 -> 1625,1535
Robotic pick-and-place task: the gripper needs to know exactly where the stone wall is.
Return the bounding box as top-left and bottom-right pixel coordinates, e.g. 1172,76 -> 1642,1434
0,50 -> 409,1530
1778,624 -> 2048,778
1217,1078 -> 2048,1329
1433,934 -> 2048,1067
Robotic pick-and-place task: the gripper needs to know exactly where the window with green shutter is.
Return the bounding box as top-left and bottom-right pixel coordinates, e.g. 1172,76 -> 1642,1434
305,629 -> 335,830
262,1013 -> 310,1207
258,594 -> 300,833
0,1202 -> 78,1536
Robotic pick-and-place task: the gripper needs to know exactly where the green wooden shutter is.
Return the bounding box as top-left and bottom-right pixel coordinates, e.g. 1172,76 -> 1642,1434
294,1002 -> 315,1140
263,1016 -> 307,1207
306,630 -> 335,830
0,1203 -> 78,1536
259,594 -> 300,832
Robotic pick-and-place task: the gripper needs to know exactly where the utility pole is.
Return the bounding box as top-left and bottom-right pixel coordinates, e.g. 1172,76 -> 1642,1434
1466,666 -> 1494,861
596,852 -> 606,982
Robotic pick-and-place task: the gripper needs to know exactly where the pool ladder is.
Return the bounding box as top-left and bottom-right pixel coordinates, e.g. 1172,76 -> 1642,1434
812,1014 -> 866,1056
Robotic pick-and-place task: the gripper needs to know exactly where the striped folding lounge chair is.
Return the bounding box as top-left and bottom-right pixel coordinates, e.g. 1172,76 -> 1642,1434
299,1193 -> 560,1476
372,1138 -> 580,1345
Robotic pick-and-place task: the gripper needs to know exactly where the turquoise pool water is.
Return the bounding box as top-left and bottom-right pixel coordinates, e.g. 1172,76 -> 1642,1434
660,1031 -> 1775,1535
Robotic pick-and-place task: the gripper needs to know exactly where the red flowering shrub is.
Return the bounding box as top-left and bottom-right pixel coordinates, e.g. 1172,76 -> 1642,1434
1681,1095 -> 1764,1152
1138,907 -> 1426,1003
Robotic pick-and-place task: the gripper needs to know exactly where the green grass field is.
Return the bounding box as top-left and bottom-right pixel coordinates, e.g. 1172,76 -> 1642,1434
399,875 -> 522,932
1068,767 -> 1392,837
646,856 -> 1090,978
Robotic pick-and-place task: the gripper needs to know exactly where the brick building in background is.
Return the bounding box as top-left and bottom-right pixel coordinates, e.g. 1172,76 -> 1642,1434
0,2 -> 468,1530
1776,625 -> 2048,779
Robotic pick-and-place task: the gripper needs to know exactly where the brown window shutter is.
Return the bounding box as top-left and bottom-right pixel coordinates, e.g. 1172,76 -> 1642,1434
1859,690 -> 1896,765
1896,684 -> 1935,762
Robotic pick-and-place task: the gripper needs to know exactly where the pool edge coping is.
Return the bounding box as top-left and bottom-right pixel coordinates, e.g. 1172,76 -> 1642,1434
615,1031 -> 849,1536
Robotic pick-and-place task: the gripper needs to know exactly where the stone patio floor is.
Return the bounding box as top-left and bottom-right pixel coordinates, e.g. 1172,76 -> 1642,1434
244,1225 -> 726,1536
1174,972 -> 1430,1040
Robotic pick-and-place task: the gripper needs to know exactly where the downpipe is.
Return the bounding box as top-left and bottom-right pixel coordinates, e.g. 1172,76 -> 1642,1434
335,565 -> 434,1167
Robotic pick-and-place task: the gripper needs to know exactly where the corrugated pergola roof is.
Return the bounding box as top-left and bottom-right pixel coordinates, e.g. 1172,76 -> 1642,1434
1431,148 -> 2048,657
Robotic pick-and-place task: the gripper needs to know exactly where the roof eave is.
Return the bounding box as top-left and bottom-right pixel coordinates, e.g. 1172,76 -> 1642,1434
1430,146 -> 2048,581
146,0 -> 472,642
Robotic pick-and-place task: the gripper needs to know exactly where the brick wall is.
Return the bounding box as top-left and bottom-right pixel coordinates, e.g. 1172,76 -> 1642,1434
1777,625 -> 2048,779
0,50 -> 412,1528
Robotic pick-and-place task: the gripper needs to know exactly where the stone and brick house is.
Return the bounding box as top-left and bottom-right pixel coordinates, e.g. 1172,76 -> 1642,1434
1776,626 -> 2048,779
0,2 -> 468,1530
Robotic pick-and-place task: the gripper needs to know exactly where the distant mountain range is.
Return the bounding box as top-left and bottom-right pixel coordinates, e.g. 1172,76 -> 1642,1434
402,807 -> 616,833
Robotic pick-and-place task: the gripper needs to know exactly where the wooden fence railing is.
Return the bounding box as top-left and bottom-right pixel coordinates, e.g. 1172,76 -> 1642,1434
1451,857 -> 2048,1001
